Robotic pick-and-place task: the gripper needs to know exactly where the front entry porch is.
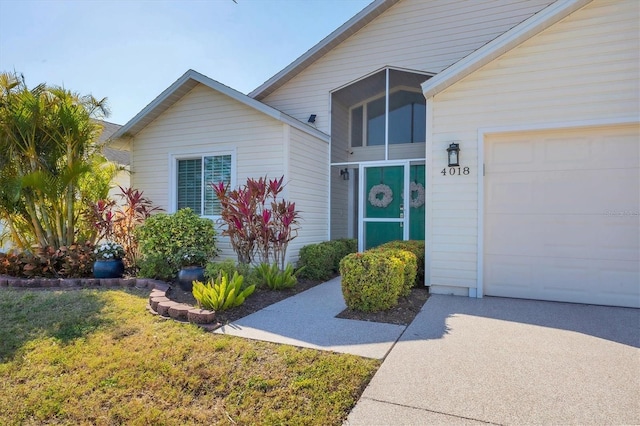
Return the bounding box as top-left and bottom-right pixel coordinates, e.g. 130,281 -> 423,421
330,161 -> 425,251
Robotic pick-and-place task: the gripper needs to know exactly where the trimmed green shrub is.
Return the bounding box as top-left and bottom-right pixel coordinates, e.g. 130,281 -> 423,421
297,238 -> 357,281
370,248 -> 417,297
137,253 -> 175,281
136,208 -> 218,278
331,238 -> 358,271
339,251 -> 404,312
297,242 -> 335,281
192,271 -> 255,311
379,240 -> 425,286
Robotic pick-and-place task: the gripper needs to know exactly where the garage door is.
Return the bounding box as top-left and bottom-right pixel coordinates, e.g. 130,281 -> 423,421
484,124 -> 639,308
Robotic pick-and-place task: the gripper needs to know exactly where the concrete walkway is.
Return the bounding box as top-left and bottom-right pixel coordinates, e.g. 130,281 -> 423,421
346,295 -> 640,425
214,276 -> 406,359
214,278 -> 639,424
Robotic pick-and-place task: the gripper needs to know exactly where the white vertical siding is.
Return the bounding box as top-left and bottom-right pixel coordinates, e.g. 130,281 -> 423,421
131,83 -> 285,259
286,127 -> 330,263
261,0 -> 553,134
428,0 -> 639,292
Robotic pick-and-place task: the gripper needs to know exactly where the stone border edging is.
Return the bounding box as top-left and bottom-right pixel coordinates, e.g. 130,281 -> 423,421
0,275 -> 217,326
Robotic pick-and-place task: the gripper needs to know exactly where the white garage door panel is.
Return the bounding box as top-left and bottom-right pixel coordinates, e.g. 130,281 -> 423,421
484,125 -> 640,308
485,255 -> 638,307
486,168 -> 636,215
487,214 -> 638,261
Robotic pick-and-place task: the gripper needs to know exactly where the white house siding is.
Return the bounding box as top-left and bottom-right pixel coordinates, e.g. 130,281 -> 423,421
131,83 -> 286,259
286,127 -> 330,263
330,100 -> 350,239
260,0 -> 553,134
428,0 -> 639,295
107,169 -> 130,203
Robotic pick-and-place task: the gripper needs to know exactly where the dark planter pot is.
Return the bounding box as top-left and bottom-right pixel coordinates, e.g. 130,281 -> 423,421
178,266 -> 205,292
93,259 -> 125,279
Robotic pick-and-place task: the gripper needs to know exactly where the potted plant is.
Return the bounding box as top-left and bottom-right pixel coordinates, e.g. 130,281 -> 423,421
176,249 -> 208,291
93,242 -> 126,278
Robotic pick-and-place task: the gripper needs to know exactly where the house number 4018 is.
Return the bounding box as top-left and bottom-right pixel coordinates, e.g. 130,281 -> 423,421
441,167 -> 470,176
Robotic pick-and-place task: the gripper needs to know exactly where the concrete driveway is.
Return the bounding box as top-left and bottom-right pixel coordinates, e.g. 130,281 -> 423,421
347,295 -> 640,425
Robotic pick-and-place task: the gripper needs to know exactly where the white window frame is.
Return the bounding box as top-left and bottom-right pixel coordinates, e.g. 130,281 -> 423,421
169,148 -> 236,219
348,85 -> 426,150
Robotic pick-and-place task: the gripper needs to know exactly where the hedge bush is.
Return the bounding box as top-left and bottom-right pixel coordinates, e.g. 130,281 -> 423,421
331,238 -> 358,271
339,251 -> 404,312
297,243 -> 334,281
138,253 -> 177,281
370,248 -> 417,297
379,240 -> 425,286
297,239 -> 357,281
136,208 -> 218,278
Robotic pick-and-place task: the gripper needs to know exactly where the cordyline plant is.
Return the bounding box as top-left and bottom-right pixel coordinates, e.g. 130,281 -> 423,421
211,176 -> 300,269
86,186 -> 162,271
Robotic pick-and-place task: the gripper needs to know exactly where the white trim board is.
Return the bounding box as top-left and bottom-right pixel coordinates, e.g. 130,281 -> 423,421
168,147 -> 237,218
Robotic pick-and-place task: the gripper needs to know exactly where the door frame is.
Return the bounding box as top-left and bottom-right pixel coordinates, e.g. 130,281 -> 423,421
358,160 -> 411,251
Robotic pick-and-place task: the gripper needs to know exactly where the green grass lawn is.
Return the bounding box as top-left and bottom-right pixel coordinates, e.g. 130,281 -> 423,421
0,288 -> 379,425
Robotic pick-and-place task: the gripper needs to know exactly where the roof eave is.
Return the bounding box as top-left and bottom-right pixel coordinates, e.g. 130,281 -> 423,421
421,0 -> 593,99
110,69 -> 329,143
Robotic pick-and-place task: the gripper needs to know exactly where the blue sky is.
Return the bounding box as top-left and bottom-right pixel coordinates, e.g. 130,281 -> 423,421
0,0 -> 371,125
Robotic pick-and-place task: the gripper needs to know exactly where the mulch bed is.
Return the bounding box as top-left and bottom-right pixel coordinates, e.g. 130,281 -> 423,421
167,275 -> 430,326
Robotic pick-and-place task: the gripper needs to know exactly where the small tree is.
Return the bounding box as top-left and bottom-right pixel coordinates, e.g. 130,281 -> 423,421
212,176 -> 300,269
0,71 -> 112,249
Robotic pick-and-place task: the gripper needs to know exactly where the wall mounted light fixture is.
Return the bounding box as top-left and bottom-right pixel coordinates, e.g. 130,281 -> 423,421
340,168 -> 350,180
447,142 -> 460,167
308,114 -> 317,123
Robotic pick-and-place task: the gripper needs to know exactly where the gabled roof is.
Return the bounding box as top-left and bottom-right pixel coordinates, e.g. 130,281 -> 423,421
249,0 -> 399,100
96,120 -> 122,144
93,119 -> 130,166
421,0 -> 592,98
110,69 -> 329,142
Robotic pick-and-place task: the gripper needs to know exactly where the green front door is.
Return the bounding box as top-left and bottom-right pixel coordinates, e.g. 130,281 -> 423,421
361,163 -> 425,250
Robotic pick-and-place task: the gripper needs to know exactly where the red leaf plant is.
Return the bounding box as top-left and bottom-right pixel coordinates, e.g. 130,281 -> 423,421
211,176 -> 300,269
87,186 -> 162,272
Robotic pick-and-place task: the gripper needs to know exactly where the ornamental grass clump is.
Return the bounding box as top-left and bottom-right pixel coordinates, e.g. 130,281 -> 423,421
339,251 -> 404,312
255,262 -> 301,290
192,271 -> 255,311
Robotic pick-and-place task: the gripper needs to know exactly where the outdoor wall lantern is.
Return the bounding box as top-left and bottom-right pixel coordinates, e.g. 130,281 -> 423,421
447,142 -> 460,167
308,114 -> 317,123
340,168 -> 350,180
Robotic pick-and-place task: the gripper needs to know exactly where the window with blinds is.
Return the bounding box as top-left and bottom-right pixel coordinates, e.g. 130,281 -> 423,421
176,154 -> 232,216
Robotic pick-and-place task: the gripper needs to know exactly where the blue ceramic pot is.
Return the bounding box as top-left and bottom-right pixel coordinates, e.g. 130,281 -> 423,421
93,259 -> 125,278
178,266 -> 205,291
